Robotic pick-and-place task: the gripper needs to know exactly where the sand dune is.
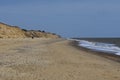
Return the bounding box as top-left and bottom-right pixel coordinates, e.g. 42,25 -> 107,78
0,38 -> 120,80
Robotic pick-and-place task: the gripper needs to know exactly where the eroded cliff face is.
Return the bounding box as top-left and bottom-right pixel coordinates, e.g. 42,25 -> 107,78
0,22 -> 60,38
0,23 -> 26,38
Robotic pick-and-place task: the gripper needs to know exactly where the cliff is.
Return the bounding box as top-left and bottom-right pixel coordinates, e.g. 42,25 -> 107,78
0,22 -> 60,38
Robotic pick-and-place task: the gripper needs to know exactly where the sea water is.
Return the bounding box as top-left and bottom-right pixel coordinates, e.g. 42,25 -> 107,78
70,39 -> 120,56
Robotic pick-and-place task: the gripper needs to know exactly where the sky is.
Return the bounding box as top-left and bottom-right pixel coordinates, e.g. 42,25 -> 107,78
0,0 -> 120,38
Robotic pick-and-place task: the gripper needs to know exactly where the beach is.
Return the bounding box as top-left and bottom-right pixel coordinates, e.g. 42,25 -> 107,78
0,38 -> 120,80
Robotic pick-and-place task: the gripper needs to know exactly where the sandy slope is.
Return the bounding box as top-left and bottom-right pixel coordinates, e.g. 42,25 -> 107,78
0,38 -> 120,80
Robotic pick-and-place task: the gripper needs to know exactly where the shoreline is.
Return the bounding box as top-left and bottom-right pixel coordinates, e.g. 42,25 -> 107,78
69,40 -> 120,63
0,38 -> 120,80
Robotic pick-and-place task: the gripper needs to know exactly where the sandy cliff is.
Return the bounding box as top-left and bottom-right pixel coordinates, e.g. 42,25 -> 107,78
0,22 -> 60,38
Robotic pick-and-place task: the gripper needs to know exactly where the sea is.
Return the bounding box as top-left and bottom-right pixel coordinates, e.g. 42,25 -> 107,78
70,38 -> 120,56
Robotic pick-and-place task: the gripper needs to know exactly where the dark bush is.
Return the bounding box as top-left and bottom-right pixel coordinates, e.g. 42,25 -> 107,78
22,29 -> 27,31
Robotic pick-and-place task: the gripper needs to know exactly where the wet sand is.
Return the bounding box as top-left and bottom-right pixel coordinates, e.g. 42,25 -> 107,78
0,38 -> 120,80
71,41 -> 120,63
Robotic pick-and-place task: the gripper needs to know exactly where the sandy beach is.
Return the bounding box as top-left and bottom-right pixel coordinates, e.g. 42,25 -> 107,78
0,38 -> 120,80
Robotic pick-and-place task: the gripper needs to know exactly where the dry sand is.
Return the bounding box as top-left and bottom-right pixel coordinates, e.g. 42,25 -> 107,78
0,38 -> 120,80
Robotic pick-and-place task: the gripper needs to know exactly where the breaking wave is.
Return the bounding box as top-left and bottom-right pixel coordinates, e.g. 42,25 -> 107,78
70,39 -> 120,56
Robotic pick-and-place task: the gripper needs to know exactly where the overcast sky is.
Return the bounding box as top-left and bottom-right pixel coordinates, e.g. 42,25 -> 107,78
0,0 -> 120,38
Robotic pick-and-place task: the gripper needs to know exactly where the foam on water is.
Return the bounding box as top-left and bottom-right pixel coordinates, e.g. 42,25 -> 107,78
70,39 -> 120,56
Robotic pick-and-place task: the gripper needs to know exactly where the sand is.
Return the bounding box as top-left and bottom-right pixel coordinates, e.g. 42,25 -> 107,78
0,38 -> 120,80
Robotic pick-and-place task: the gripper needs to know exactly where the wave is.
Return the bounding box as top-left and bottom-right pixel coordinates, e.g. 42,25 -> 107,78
70,39 -> 120,56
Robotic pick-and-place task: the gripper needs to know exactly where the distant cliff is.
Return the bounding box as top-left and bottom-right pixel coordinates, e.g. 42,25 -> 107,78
0,22 -> 60,38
